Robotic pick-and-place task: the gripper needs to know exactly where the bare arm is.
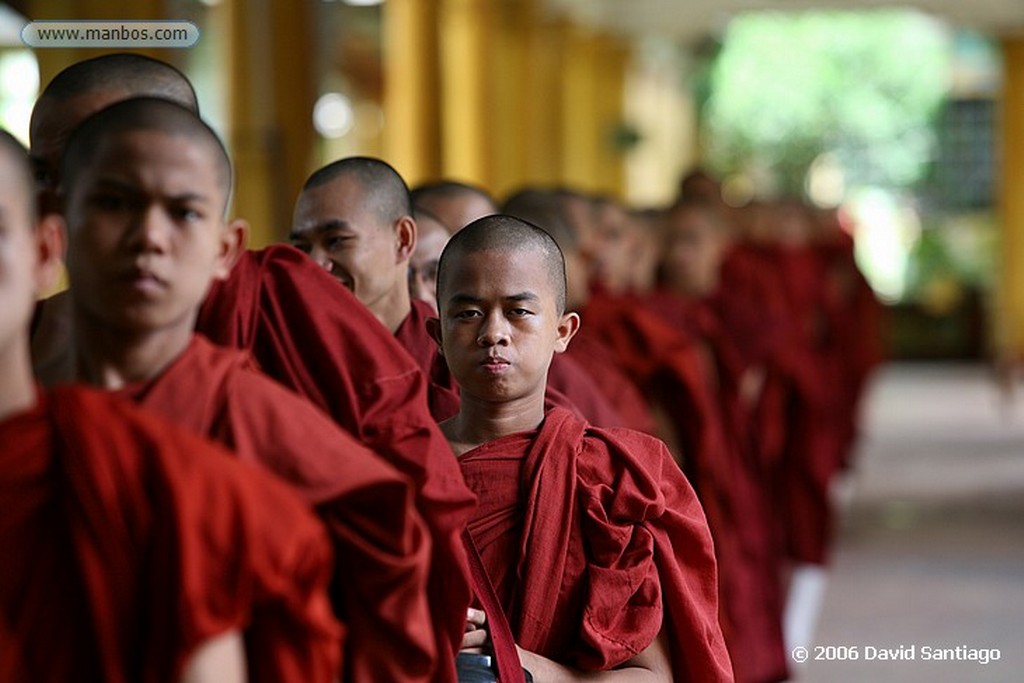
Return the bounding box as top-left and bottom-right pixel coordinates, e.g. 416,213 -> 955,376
178,630 -> 247,683
516,630 -> 672,683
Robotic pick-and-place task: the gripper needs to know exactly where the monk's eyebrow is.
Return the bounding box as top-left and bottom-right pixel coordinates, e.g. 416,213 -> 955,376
504,292 -> 541,304
91,178 -> 212,205
289,219 -> 350,242
448,293 -> 484,306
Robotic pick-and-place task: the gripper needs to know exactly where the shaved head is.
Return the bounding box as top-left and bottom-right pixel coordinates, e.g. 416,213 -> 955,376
301,156 -> 412,225
61,97 -> 232,214
501,188 -> 578,253
437,214 -> 567,314
30,53 -> 199,211
410,180 -> 496,232
34,52 -> 197,115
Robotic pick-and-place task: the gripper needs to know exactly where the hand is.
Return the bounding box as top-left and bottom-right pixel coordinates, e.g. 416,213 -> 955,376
461,607 -> 489,653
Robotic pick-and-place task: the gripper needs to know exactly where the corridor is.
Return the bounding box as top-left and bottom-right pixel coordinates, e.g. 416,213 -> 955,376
801,363 -> 1024,682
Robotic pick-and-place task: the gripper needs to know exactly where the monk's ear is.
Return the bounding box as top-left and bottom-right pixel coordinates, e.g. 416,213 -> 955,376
394,215 -> 416,264
426,315 -> 444,355
34,213 -> 65,296
213,219 -> 249,281
553,311 -> 580,354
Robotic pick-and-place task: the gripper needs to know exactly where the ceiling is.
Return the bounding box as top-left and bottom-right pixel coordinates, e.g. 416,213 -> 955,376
551,0 -> 1024,44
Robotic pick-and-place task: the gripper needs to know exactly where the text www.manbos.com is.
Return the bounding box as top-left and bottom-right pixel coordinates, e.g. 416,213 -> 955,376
22,21 -> 199,48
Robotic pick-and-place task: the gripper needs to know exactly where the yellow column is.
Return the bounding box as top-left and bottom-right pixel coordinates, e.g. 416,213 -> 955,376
523,15 -> 566,187
438,0 -> 492,187
383,0 -> 441,186
559,23 -> 599,192
999,37 -> 1024,358
223,0 -> 315,246
487,0 -> 528,198
592,34 -> 629,199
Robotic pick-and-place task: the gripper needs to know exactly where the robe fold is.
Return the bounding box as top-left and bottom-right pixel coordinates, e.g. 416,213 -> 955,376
395,298 -> 461,422
0,386 -> 340,683
564,325 -> 657,434
116,335 -> 435,683
547,353 -> 625,428
196,245 -> 475,679
460,406 -> 734,683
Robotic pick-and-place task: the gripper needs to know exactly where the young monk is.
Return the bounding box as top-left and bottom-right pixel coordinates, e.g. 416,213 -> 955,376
29,55 -> 476,682
291,156 -> 460,420
0,129 -> 340,682
428,215 -> 734,682
59,97 -> 435,683
411,179 -> 497,232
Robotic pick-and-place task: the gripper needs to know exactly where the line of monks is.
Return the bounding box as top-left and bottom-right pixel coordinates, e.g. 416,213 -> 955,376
1,52 -> 881,683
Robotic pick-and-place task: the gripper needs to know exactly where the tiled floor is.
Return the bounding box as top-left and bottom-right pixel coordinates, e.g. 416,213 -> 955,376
798,363 -> 1024,683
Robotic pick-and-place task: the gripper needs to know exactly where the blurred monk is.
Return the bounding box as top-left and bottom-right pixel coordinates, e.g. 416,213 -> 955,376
411,180 -> 496,232
409,208 -> 451,311
29,55 -> 476,682
60,98 -> 434,683
0,128 -> 340,683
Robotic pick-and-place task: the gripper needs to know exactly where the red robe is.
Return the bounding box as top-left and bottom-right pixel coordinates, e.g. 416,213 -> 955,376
395,298 -> 461,421
196,246 -> 475,679
0,385 -> 339,683
546,353 -> 625,428
460,407 -> 734,682
564,325 -> 657,434
115,335 -> 434,683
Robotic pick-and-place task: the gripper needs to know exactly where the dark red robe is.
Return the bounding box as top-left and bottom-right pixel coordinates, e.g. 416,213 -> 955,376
460,406 -> 734,682
115,335 -> 435,683
195,246 -> 475,679
0,386 -> 339,683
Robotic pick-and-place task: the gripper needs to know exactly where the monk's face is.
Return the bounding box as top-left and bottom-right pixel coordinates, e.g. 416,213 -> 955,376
30,89 -> 130,215
663,207 -> 726,297
589,201 -> 638,293
434,247 -> 578,403
408,214 -> 449,311
64,129 -> 235,335
292,175 -> 408,309
0,155 -> 46,352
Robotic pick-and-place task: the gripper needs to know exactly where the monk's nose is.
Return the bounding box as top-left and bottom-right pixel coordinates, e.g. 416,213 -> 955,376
476,312 -> 510,346
309,246 -> 333,274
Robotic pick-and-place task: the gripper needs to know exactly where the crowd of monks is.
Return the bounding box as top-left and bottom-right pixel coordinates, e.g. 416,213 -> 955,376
0,52 -> 882,683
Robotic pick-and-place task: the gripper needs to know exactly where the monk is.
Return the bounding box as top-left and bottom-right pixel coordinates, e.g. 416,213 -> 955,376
411,179 -> 497,232
29,54 -> 476,682
428,215 -> 734,682
291,156 -> 460,420
60,97 -> 436,682
409,208 -> 451,311
0,128 -> 340,682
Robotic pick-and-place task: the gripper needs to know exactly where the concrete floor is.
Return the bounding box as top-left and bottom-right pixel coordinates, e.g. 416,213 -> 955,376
798,363 -> 1024,683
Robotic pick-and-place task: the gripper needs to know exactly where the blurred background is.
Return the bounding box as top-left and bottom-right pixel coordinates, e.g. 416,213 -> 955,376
4,1 -> 1023,681
5,0 -> 1024,363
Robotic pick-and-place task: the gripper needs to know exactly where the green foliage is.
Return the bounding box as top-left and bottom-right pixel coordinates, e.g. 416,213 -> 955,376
703,10 -> 950,193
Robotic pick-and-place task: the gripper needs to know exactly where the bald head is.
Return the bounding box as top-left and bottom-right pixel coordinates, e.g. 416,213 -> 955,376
62,97 -> 232,215
30,54 -> 199,211
501,188 -> 578,254
437,214 -> 567,314
411,180 -> 496,232
301,156 -> 412,225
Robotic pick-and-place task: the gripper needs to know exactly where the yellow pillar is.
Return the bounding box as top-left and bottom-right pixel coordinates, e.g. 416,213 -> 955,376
487,0 -> 529,199
383,0 -> 441,186
592,34 -> 629,199
999,37 -> 1024,358
559,23 -> 600,192
438,0 -> 492,187
522,15 -> 566,187
223,0 -> 315,246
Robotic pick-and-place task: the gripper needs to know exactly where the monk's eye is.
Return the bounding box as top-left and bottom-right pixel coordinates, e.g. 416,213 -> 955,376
290,239 -> 312,254
171,206 -> 203,223
89,192 -> 133,213
454,309 -> 481,320
508,308 -> 532,317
